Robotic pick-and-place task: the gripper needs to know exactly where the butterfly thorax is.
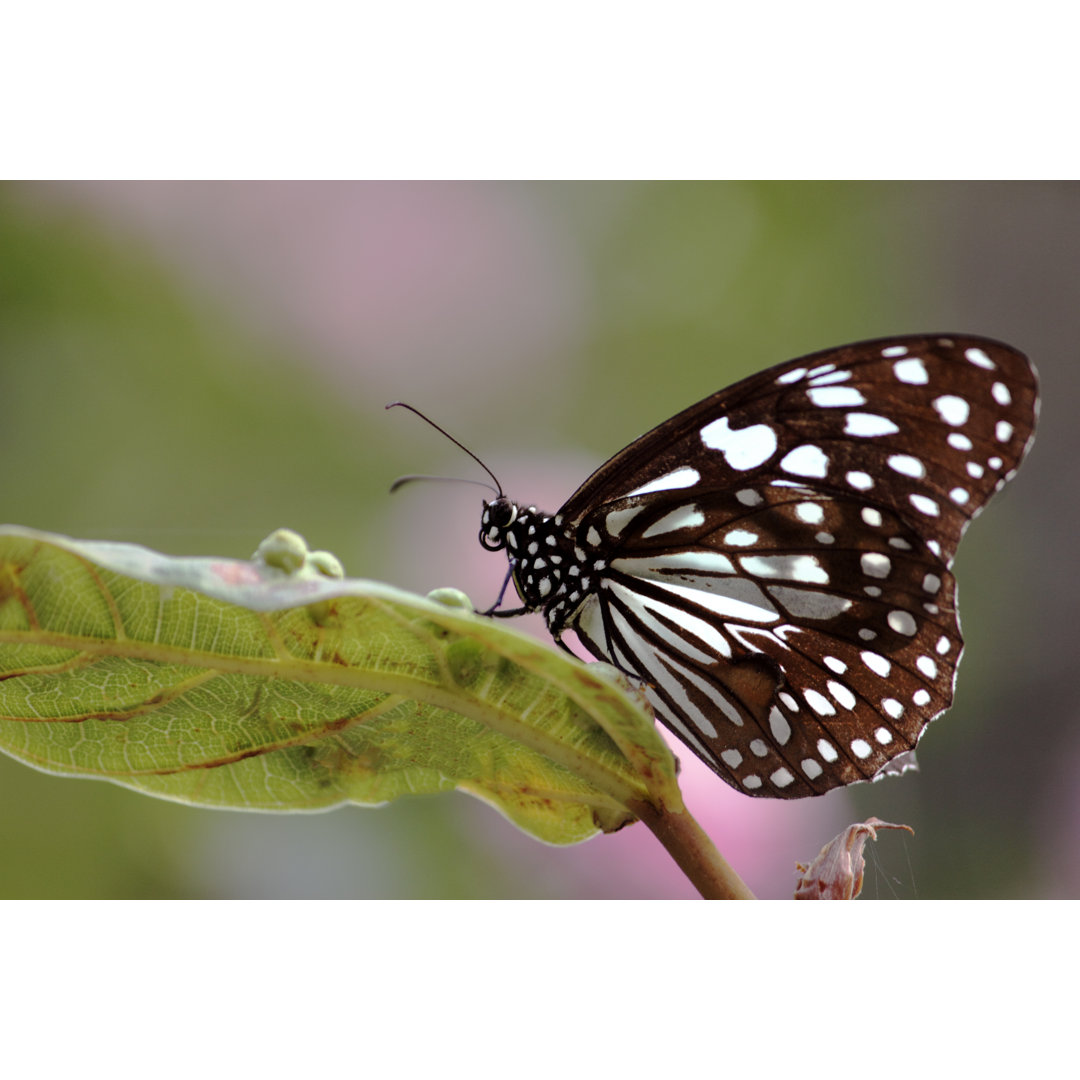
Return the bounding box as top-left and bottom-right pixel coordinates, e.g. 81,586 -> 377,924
479,496 -> 603,635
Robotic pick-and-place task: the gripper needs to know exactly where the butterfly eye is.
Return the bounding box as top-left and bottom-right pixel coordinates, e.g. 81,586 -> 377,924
479,497 -> 518,550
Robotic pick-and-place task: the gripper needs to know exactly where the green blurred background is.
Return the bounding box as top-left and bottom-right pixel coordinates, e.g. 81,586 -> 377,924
0,181 -> 1073,898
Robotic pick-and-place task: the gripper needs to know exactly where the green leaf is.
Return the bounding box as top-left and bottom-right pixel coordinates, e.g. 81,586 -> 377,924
0,526 -> 681,846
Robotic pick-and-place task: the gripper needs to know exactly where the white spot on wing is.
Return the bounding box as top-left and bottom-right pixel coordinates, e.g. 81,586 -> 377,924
861,650 -> 891,677
910,493 -> 940,517
888,453 -> 926,479
965,347 -> 995,370
723,528 -> 759,547
770,767 -> 795,788
893,357 -> 929,384
700,417 -> 777,470
828,680 -> 857,710
805,689 -> 836,716
817,738 -> 839,762
807,386 -> 867,407
769,707 -> 791,745
780,444 -> 829,478
933,394 -> 971,426
861,552 -> 891,578
845,413 -> 900,437
846,470 -> 873,491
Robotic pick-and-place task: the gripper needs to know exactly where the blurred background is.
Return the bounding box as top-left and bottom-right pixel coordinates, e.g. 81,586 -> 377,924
0,180 -> 1074,899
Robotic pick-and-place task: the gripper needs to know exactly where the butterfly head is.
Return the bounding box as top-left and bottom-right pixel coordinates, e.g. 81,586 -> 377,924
479,496 -> 519,551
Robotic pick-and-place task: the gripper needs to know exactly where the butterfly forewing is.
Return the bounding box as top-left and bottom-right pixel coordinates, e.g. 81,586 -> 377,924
485,334 -> 1037,798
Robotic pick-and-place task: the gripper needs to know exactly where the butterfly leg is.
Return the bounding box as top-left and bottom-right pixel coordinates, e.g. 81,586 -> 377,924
478,562 -> 530,618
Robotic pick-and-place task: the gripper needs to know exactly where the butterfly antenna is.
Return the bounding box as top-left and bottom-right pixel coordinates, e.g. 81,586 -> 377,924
388,473 -> 501,496
386,401 -> 505,497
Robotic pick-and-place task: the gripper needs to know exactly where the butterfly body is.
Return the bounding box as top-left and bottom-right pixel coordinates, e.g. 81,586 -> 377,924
478,335 -> 1038,799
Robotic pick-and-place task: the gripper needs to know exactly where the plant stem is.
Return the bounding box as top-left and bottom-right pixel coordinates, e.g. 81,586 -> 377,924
628,796 -> 756,900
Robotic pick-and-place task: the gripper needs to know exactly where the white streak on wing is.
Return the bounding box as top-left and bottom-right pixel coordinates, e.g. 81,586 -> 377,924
572,594 -> 606,652
608,581 -> 730,662
624,467 -> 700,498
776,366 -> 807,384
806,369 -> 852,386
604,505 -> 645,537
656,650 -> 745,730
611,551 -> 735,577
740,554 -> 830,584
647,576 -> 780,624
607,607 -> 719,739
641,504 -> 705,538
766,584 -> 853,620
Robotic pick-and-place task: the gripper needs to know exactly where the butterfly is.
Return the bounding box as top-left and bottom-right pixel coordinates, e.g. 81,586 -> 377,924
423,335 -> 1039,798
